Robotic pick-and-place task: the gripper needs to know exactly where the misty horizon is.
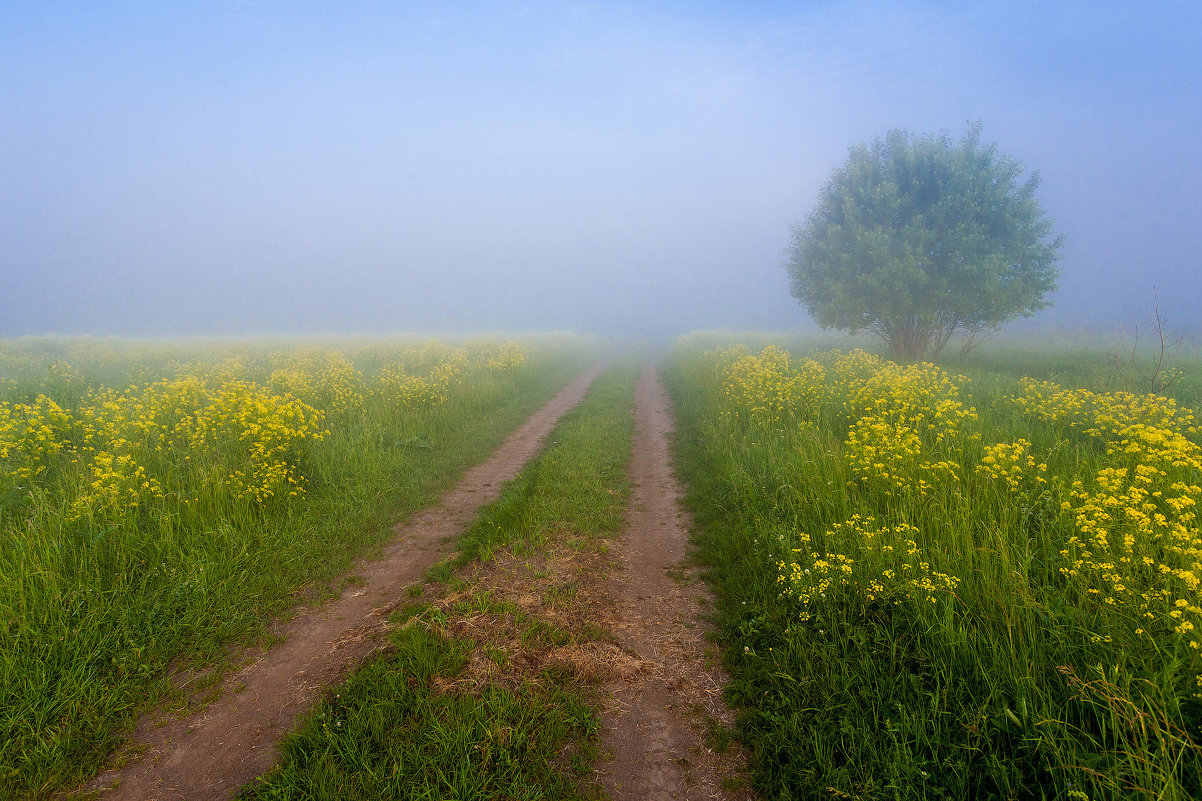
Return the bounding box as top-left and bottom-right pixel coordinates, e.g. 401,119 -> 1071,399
2,1 -> 1199,339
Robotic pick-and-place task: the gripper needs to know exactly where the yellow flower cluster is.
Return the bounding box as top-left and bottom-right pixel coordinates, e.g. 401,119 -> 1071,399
723,345 -> 799,427
720,345 -> 826,428
0,367 -> 332,515
0,395 -> 72,483
179,381 -> 327,504
826,348 -> 889,393
1009,377 -> 1092,425
777,515 -> 960,620
0,338 -> 531,524
186,355 -> 254,386
66,375 -> 327,510
844,415 -> 960,494
370,340 -> 527,409
1012,377 -> 1198,438
269,349 -> 365,418
834,354 -> 978,444
829,353 -> 977,496
1064,467 -> 1201,626
1092,392 -> 1198,438
46,359 -> 87,394
403,340 -> 469,374
74,376 -> 211,455
481,341 -> 527,370
976,439 -> 1048,492
70,450 -> 163,522
793,358 -> 828,416
378,360 -> 463,408
1018,379 -> 1202,678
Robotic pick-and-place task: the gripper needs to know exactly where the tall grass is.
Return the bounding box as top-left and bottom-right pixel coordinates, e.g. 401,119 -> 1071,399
666,336 -> 1202,800
0,335 -> 598,798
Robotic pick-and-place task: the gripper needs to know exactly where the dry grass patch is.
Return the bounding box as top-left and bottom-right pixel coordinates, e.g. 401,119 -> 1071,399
416,544 -> 646,697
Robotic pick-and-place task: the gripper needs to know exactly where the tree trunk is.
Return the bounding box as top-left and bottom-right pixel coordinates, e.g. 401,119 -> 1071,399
888,318 -> 930,362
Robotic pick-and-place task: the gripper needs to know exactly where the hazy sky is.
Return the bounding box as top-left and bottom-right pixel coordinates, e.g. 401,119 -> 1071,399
2,1 -> 1199,337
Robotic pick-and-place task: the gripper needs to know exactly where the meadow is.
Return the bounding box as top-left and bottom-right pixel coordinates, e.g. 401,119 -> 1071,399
0,335 -> 597,797
7,328 -> 1201,800
666,334 -> 1202,800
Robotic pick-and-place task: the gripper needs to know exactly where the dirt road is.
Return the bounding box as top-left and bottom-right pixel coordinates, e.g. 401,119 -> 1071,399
86,362 -> 607,801
596,362 -> 752,800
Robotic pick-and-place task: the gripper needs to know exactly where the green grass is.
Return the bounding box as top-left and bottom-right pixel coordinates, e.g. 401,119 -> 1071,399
239,362 -> 639,800
666,337 -> 1202,801
237,623 -> 594,801
0,337 -> 599,798
448,364 -> 637,568
948,336 -> 1202,410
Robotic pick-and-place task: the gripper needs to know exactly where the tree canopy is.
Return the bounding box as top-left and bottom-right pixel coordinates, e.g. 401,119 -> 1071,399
786,123 -> 1062,361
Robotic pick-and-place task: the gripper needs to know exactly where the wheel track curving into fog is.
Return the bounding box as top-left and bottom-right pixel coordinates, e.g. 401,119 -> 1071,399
84,360 -> 608,801
596,361 -> 753,800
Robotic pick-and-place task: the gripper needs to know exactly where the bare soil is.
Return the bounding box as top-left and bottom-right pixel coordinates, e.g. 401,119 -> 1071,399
417,546 -> 637,700
595,362 -> 753,800
82,362 -> 606,801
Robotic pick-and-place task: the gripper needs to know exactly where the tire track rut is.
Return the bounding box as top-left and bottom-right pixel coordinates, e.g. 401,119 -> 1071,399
597,362 -> 752,800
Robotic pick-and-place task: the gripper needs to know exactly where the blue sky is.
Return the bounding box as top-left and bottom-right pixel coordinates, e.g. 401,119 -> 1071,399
1,1 -> 1199,337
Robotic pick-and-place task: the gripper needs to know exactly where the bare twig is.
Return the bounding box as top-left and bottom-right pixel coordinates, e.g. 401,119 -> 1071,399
1108,288 -> 1186,394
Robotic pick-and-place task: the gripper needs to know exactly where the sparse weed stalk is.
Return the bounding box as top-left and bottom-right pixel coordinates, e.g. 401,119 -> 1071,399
666,339 -> 1202,800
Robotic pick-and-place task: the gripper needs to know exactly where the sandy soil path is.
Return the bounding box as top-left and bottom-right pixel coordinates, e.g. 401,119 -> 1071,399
85,361 -> 607,801
596,362 -> 752,800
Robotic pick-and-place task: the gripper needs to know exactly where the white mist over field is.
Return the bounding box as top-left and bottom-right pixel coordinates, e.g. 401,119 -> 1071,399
1,1 -> 1199,338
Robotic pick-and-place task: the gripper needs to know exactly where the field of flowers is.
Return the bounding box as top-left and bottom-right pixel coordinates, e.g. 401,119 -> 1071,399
667,337 -> 1202,800
0,335 -> 593,797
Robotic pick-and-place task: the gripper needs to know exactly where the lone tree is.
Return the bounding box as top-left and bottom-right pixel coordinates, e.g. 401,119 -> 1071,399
786,123 -> 1062,361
